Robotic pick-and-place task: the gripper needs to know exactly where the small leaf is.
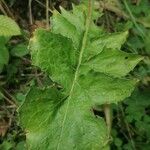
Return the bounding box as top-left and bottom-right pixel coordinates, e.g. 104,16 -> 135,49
125,89 -> 150,122
0,141 -> 13,150
16,141 -> 26,150
0,45 -> 9,65
11,43 -> 29,57
83,31 -> 129,60
0,15 -> 21,36
16,93 -> 26,103
138,14 -> 150,28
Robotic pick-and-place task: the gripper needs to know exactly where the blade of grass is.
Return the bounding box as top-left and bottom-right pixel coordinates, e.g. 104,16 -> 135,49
123,0 -> 145,39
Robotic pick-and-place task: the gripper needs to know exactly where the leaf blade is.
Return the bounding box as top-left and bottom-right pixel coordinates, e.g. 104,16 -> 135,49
0,15 -> 21,36
20,2 -> 143,149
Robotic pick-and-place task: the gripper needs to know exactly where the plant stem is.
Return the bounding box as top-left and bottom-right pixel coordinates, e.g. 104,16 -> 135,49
120,104 -> 136,150
1,0 -> 14,19
123,0 -> 145,39
0,92 -> 16,107
99,1 -> 129,19
29,0 -> 33,25
46,0 -> 49,29
35,0 -> 53,14
0,1 -> 7,16
104,104 -> 112,137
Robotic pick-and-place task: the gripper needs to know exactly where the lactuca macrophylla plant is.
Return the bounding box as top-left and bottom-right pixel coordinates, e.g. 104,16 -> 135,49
19,1 -> 143,149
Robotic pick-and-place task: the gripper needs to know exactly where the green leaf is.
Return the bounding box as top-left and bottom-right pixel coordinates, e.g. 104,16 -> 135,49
0,141 -> 13,150
16,141 -> 26,150
114,138 -> 123,147
30,31 -> 76,90
20,87 -> 109,150
0,15 -> 21,36
51,4 -> 103,48
0,91 -> 3,100
0,37 -> 9,72
0,45 -> 9,65
138,14 -> 150,28
145,31 -> 150,53
0,17 -> 19,72
125,89 -> 150,122
79,72 -> 138,105
80,48 -> 143,77
11,43 -> 29,57
83,31 -> 129,60
20,2 -> 143,150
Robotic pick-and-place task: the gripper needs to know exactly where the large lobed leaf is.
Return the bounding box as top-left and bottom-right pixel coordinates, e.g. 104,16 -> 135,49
19,1 -> 143,150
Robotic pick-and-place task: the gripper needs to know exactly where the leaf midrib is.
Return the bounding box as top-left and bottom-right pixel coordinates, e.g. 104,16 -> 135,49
56,0 -> 93,149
